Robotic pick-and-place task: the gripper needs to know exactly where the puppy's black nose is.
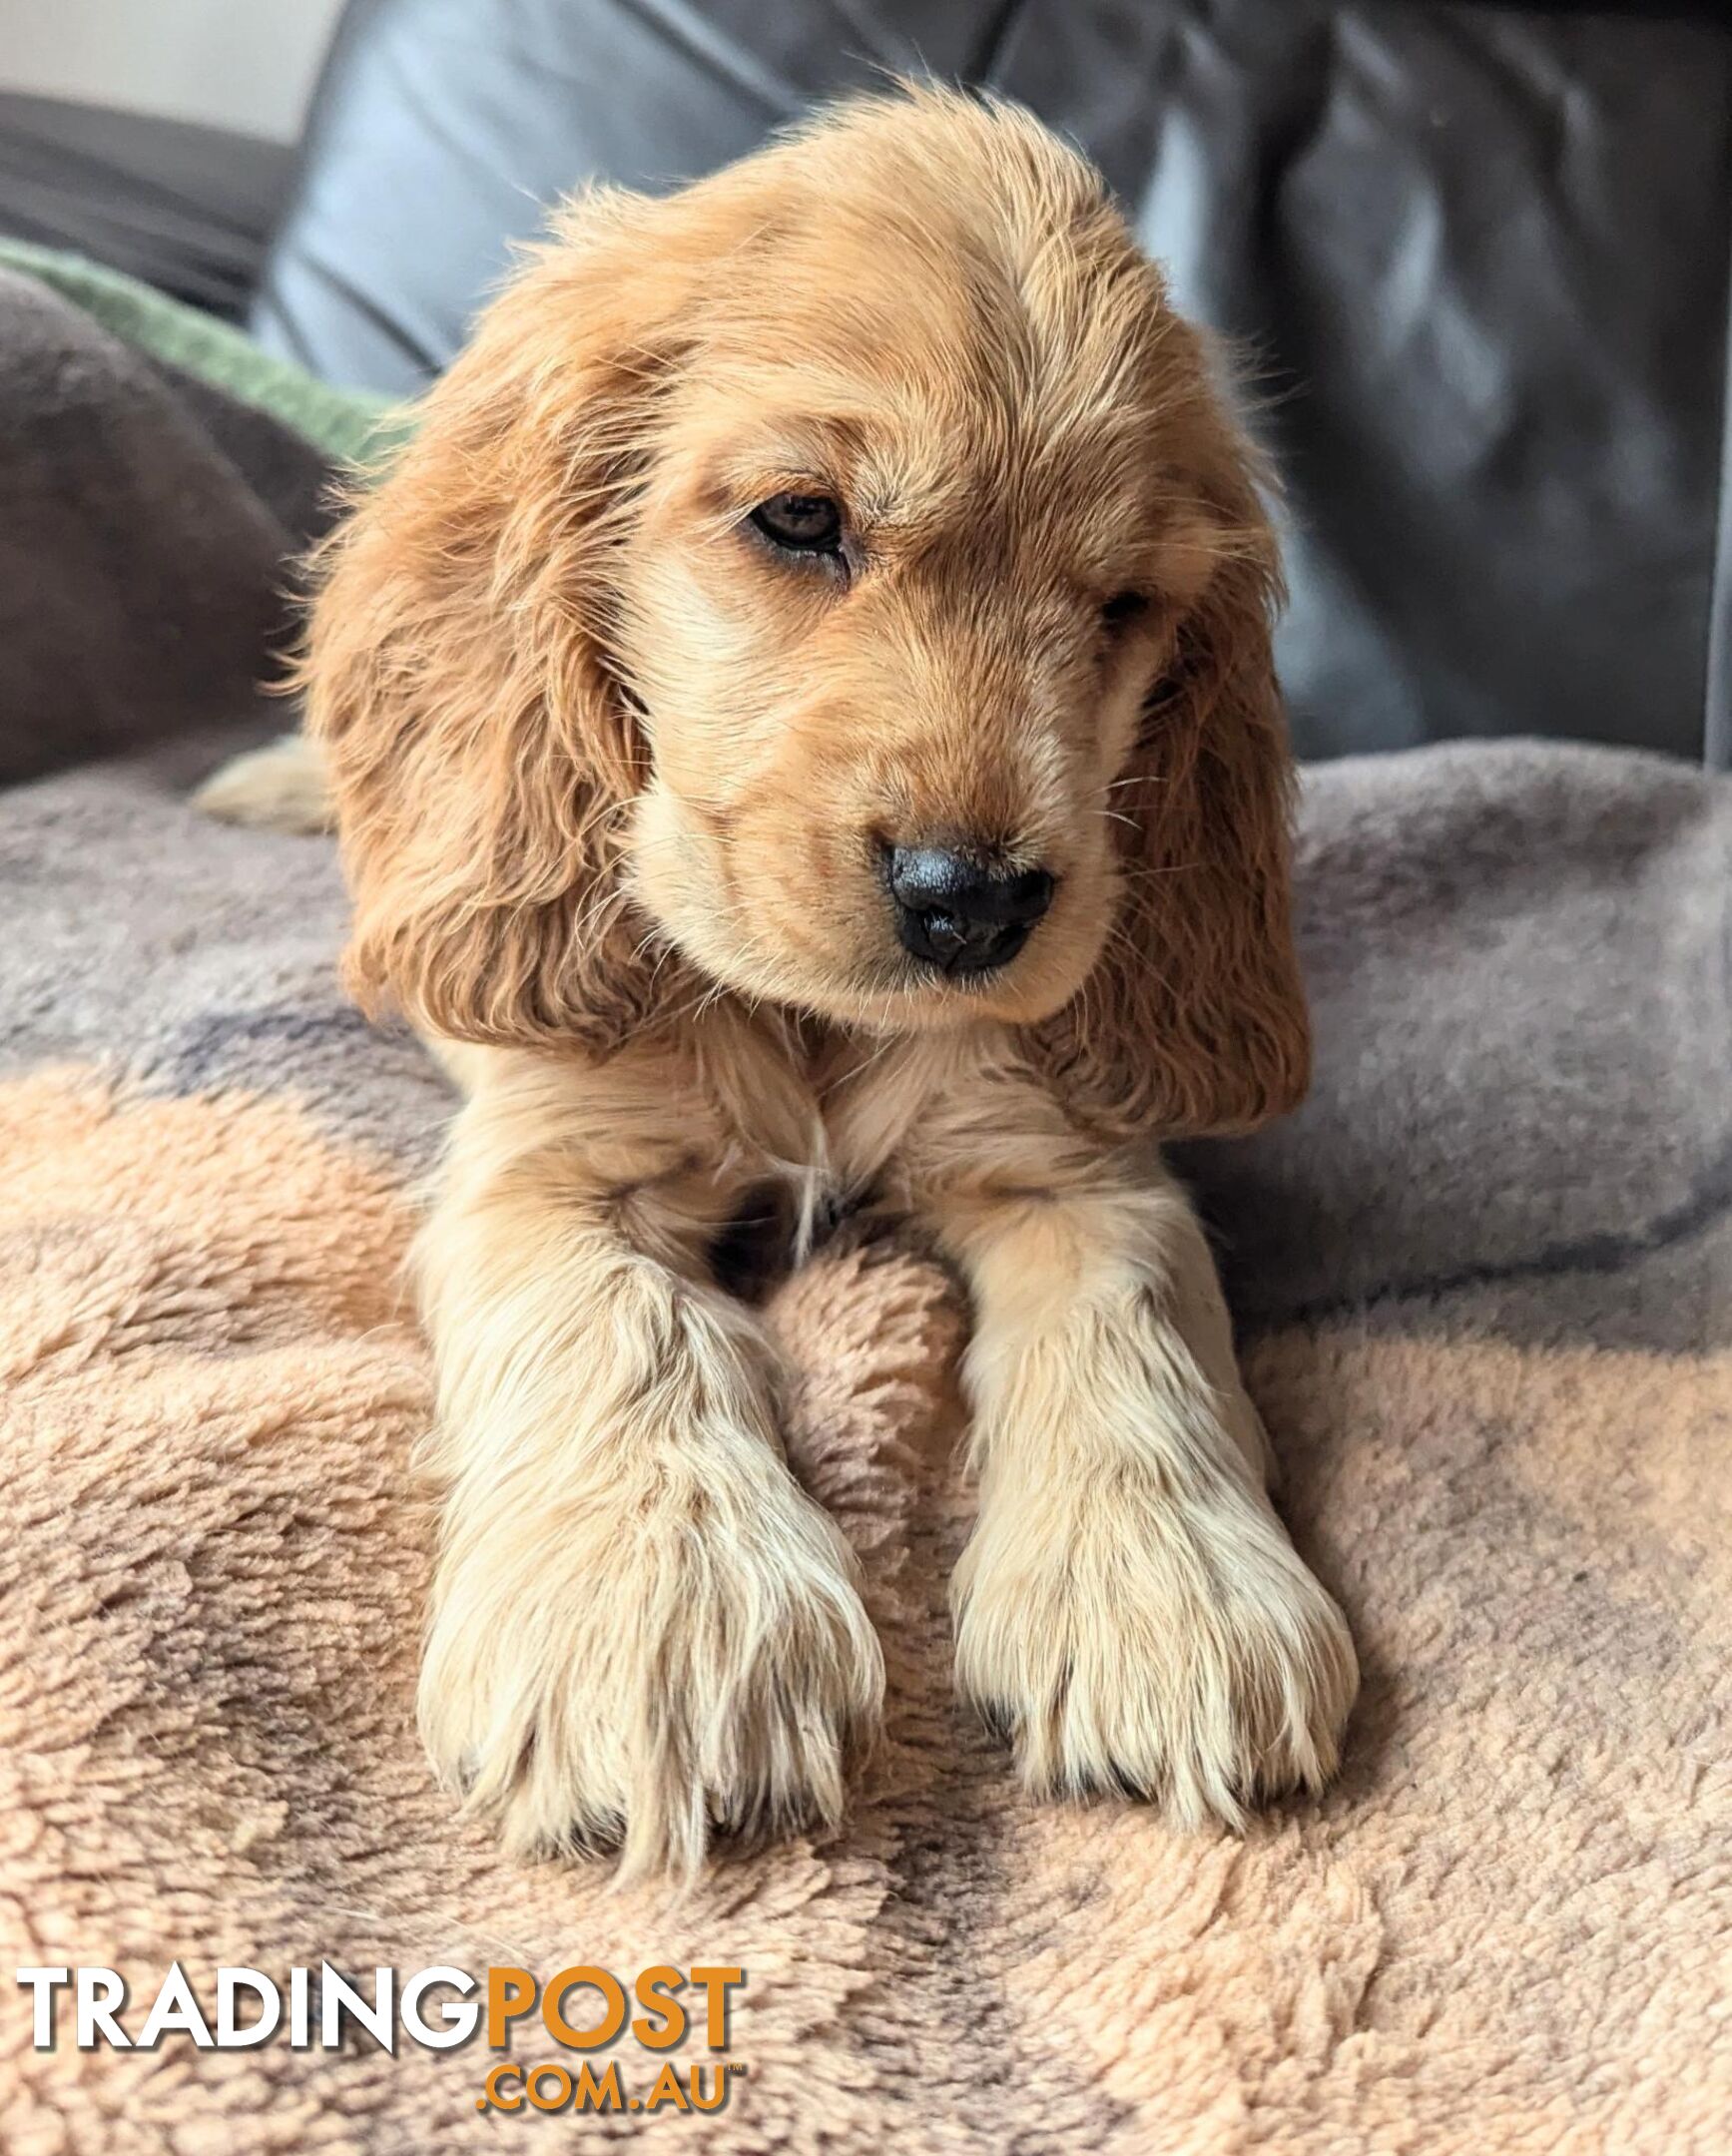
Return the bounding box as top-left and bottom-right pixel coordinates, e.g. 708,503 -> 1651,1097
886,845 -> 1054,975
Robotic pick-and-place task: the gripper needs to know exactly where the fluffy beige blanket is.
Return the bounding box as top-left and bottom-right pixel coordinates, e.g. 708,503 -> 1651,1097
2,738 -> 1729,2152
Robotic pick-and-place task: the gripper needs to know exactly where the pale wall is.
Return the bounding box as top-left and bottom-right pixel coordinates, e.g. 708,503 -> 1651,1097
0,0 -> 346,143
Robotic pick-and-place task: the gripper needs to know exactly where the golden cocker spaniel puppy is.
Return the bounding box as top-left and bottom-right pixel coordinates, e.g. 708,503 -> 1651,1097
208,86 -> 1357,1878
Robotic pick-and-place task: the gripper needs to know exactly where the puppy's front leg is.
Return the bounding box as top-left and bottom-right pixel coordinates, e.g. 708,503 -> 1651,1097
919,1087 -> 1356,1826
414,1045 -> 881,1878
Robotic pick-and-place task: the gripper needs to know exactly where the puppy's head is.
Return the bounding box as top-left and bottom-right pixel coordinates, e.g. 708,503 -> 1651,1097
309,88 -> 1307,1137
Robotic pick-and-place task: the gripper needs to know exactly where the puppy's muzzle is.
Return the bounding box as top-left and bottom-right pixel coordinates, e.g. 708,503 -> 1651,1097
884,843 -> 1054,975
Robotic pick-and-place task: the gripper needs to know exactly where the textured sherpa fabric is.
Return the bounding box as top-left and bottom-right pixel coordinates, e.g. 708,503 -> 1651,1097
0,736 -> 1728,2153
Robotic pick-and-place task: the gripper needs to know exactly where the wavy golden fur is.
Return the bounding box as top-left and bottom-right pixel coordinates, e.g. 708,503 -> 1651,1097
204,87 -> 1355,1879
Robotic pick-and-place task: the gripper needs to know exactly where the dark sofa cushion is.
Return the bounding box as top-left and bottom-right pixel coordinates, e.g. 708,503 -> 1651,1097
251,0 -> 1732,766
0,91 -> 295,319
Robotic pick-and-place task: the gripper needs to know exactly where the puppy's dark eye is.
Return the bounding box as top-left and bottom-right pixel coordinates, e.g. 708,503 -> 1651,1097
1100,589 -> 1151,633
750,492 -> 845,556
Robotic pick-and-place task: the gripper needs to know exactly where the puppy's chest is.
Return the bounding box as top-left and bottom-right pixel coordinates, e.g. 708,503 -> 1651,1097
709,1174 -> 846,1302
707,1034 -> 936,1292
709,1017 -> 887,1157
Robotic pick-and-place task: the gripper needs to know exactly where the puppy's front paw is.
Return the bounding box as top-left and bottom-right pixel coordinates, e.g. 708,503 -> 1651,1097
953,1474 -> 1357,1829
421,1465 -> 883,1879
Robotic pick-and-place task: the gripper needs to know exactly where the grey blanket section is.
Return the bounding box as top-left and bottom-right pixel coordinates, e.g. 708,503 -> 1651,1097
1179,742 -> 1732,1355
0,268 -> 335,789
3,737 -> 1727,1357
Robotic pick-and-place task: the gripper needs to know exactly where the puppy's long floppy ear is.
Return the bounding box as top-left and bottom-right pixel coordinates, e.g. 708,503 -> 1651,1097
301,189 -> 703,1054
1030,389 -> 1311,1140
